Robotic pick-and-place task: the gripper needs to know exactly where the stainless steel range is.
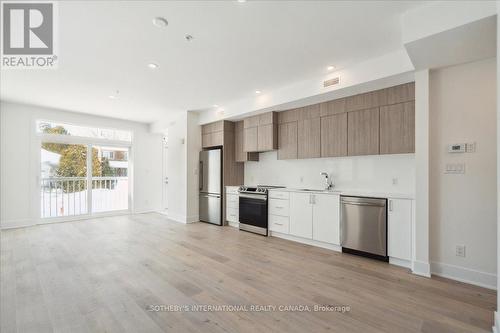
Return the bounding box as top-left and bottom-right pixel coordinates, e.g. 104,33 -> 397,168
238,185 -> 284,236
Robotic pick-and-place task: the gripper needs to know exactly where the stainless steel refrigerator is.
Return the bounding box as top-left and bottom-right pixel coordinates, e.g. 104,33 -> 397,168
199,149 -> 222,225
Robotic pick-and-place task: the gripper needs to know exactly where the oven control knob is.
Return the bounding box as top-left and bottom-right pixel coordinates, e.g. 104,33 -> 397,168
238,186 -> 247,192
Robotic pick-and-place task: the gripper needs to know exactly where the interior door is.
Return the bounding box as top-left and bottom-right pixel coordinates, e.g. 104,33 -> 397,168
162,136 -> 168,211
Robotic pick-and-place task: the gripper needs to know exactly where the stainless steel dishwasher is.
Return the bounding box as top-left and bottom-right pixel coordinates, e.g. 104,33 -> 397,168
340,196 -> 388,262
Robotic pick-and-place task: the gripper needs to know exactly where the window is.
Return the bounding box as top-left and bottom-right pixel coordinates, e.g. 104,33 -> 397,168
36,120 -> 132,142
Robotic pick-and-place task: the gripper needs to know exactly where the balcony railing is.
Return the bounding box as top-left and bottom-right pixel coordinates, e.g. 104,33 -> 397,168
41,177 -> 128,218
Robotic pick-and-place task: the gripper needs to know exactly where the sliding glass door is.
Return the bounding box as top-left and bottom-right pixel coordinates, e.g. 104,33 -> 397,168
41,143 -> 88,218
40,143 -> 130,219
91,146 -> 129,213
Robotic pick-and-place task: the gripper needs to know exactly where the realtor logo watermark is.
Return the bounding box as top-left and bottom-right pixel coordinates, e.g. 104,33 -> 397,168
1,1 -> 58,68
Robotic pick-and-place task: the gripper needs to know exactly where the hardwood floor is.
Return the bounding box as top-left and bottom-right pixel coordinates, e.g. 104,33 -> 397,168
1,213 -> 496,333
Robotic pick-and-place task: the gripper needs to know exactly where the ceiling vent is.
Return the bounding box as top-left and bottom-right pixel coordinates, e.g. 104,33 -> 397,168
323,77 -> 340,88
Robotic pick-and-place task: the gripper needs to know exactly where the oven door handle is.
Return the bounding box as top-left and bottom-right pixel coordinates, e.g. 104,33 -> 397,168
239,193 -> 267,201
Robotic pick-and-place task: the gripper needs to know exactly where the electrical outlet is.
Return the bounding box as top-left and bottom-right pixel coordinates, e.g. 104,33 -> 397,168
456,245 -> 466,257
300,176 -> 304,183
392,178 -> 398,185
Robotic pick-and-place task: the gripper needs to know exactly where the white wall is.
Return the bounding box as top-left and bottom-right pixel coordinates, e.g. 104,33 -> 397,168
160,111 -> 200,223
186,112 -> 201,222
429,58 -> 497,289
164,113 -> 187,223
245,152 -> 415,195
0,102 -> 163,228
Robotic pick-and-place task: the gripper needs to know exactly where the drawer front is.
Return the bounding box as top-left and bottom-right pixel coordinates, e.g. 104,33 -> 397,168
269,215 -> 289,234
268,191 -> 289,200
269,198 -> 289,216
226,207 -> 239,223
226,187 -> 240,195
226,194 -> 239,208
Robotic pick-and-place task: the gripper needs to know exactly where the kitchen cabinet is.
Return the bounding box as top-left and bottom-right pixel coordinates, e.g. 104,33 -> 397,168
298,118 -> 320,159
243,112 -> 277,152
235,121 -> 259,162
320,98 -> 346,117
289,192 -> 313,239
320,113 -> 347,157
289,192 -> 340,244
201,121 -> 224,148
347,107 -> 380,156
278,122 -> 298,160
380,102 -> 415,154
386,82 -> 415,105
243,126 -> 258,152
312,194 -> 340,245
388,199 -> 412,261
345,89 -> 388,112
268,190 -> 290,234
257,124 -> 277,151
225,187 -> 240,224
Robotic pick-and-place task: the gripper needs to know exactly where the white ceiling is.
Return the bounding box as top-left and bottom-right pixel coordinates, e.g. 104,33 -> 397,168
0,1 -> 426,123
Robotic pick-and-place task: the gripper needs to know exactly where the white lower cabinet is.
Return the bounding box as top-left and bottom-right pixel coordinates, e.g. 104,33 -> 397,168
269,215 -> 289,234
288,192 -> 340,245
289,192 -> 313,239
388,198 -> 412,261
225,192 -> 239,224
312,194 -> 340,245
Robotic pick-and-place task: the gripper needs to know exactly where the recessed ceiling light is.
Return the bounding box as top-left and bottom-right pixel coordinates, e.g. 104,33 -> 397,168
327,65 -> 335,71
255,90 -> 262,94
185,34 -> 194,41
152,17 -> 168,28
213,104 -> 219,108
237,0 -> 247,3
148,63 -> 159,69
108,95 -> 117,99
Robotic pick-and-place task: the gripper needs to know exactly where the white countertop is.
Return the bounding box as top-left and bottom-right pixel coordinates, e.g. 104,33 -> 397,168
225,185 -> 414,199
268,187 -> 414,200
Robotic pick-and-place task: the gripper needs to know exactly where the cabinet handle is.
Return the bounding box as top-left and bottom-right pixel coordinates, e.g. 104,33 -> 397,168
275,206 -> 283,209
274,222 -> 283,226
389,200 -> 393,212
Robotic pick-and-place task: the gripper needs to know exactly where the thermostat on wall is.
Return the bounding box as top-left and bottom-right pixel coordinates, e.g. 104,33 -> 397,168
448,143 -> 466,153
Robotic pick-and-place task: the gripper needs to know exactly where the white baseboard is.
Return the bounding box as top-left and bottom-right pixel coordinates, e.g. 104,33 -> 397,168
430,261 -> 497,290
493,311 -> 499,333
1,218 -> 35,230
186,215 -> 199,224
389,257 -> 411,269
227,221 -> 239,228
134,210 -> 158,214
165,213 -> 187,224
270,231 -> 342,252
412,260 -> 431,277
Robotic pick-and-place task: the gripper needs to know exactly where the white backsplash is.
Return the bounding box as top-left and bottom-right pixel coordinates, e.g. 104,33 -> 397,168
244,151 -> 415,194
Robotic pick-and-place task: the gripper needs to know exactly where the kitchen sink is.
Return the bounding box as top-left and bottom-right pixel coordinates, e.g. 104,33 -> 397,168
296,188 -> 339,193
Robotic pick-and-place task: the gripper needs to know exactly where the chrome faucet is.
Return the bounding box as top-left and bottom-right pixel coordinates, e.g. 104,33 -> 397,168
320,172 -> 334,191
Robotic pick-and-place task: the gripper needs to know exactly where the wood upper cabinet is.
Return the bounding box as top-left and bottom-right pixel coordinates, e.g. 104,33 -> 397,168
257,124 -> 278,152
346,89 -> 387,112
235,121 -> 259,162
298,117 -> 320,159
243,126 -> 258,152
201,121 -> 224,148
320,113 -> 347,157
347,107 -> 380,156
278,121 -> 298,160
320,98 -> 346,117
243,112 -> 277,152
380,101 -> 415,154
386,82 -> 415,105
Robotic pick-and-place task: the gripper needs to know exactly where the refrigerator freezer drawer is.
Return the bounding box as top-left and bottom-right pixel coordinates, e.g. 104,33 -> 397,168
199,194 -> 221,225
